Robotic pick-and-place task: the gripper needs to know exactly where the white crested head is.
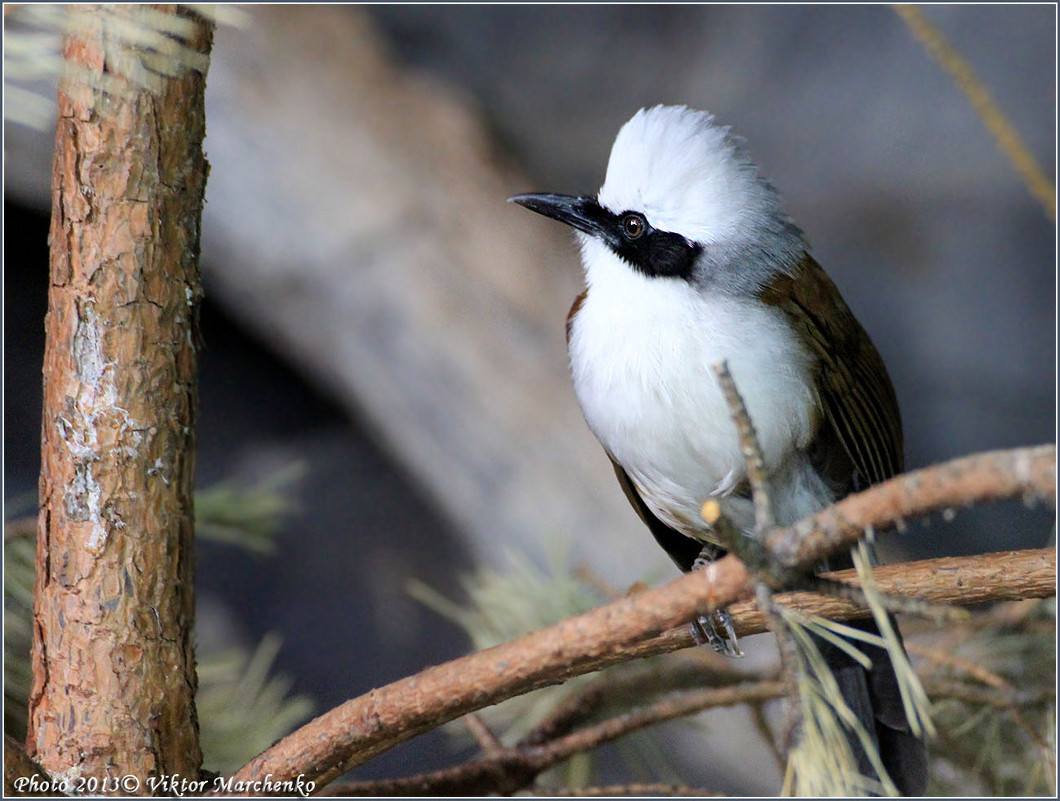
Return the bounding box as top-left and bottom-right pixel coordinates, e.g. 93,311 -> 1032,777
597,105 -> 805,289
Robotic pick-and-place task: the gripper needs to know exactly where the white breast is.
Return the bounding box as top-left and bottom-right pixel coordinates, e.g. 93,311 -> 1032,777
568,238 -> 824,539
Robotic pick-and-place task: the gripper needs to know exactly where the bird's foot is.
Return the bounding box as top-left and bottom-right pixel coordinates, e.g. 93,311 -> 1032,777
690,608 -> 744,657
689,543 -> 743,657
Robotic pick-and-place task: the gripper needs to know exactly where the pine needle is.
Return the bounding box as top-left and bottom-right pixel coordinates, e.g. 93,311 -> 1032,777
197,634 -> 314,774
926,599 -> 1055,795
195,462 -> 306,555
407,539 -> 685,781
852,540 -> 935,739
779,604 -> 899,796
408,539 -> 610,741
4,4 -> 247,131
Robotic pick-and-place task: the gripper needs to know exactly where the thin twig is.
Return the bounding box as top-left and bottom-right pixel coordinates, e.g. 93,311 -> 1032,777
893,4 -> 1055,221
572,564 -> 626,601
923,678 -> 1054,711
521,654 -> 763,747
750,700 -> 787,775
463,712 -> 503,757
906,641 -> 1009,690
711,360 -> 774,533
320,756 -> 538,797
755,583 -> 801,757
711,359 -> 798,761
1002,699 -> 1054,755
536,681 -> 787,764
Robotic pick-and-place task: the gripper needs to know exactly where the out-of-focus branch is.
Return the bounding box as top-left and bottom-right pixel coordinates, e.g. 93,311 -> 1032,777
220,445 -> 1054,794
520,651 -> 751,747
323,680 -> 786,796
462,713 -> 503,757
532,783 -> 722,797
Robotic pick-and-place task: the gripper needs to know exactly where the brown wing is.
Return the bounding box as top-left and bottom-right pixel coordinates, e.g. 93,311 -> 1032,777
761,253 -> 904,488
761,260 -> 925,792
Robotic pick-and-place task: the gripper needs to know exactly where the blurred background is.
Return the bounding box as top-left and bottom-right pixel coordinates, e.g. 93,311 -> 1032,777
5,4 -> 1055,792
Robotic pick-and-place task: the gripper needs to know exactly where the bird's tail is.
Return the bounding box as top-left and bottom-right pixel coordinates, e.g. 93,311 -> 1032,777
816,616 -> 929,796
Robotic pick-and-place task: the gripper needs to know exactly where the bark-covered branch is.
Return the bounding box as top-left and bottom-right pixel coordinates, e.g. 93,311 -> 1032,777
220,444 -> 1054,794
320,589 -> 1056,798
27,5 -> 212,785
767,444 -> 1055,568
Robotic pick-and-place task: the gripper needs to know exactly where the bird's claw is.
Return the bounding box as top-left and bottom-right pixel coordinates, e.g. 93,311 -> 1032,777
690,608 -> 744,657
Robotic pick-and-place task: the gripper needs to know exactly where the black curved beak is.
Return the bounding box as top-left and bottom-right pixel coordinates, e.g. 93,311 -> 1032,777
508,193 -> 607,239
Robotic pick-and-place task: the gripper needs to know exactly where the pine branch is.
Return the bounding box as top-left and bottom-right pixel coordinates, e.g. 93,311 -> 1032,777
722,549 -> 1054,640
215,444 -> 1053,793
277,589 -> 1056,798
767,444 -> 1055,570
219,541 -> 1054,792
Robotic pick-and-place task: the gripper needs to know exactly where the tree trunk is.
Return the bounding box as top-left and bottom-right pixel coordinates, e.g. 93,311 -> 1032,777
27,5 -> 212,788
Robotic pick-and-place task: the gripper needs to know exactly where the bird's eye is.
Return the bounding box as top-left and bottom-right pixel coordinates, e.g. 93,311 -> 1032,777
622,213 -> 646,239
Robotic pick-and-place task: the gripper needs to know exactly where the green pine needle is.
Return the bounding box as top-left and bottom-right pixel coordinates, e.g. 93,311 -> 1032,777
195,462 -> 306,555
196,634 -> 314,774
852,540 -> 935,739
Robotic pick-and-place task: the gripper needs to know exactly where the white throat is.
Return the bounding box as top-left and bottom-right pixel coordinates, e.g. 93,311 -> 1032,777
569,237 -> 825,538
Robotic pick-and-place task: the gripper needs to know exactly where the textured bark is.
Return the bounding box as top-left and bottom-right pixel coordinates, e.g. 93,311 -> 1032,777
27,5 -> 212,787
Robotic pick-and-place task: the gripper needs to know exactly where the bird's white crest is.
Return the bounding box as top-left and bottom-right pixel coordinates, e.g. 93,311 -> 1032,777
598,105 -> 785,250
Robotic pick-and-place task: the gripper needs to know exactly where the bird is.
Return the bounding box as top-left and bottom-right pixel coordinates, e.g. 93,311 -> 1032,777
510,104 -> 927,795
